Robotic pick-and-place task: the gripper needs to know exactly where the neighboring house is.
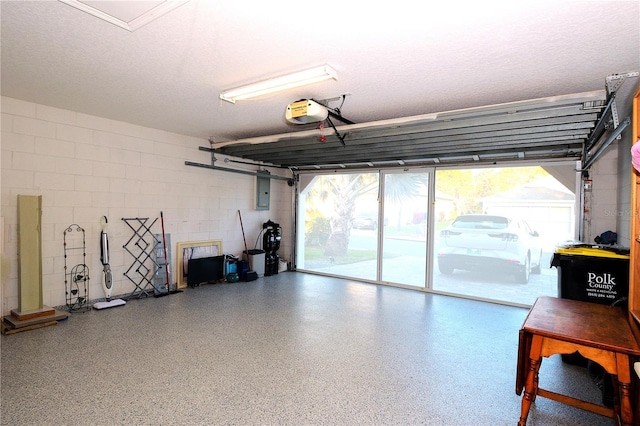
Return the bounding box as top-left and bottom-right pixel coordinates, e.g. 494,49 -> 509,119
408,190 -> 457,224
480,177 -> 576,249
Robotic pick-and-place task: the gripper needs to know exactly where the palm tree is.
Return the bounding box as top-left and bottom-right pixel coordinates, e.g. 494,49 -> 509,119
307,173 -> 377,256
383,172 -> 429,228
307,172 -> 429,257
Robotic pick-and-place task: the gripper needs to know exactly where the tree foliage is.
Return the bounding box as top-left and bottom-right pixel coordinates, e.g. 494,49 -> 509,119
307,173 -> 378,256
437,166 -> 549,215
305,166 -> 549,256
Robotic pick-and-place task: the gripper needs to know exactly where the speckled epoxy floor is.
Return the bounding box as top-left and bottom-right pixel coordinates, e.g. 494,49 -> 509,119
1,272 -> 614,425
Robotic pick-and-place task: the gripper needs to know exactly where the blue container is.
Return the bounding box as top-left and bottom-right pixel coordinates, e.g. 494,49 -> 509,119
226,261 -> 237,274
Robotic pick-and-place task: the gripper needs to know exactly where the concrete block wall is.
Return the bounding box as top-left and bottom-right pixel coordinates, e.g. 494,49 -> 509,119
588,147 -> 621,243
581,84 -> 637,247
616,135 -> 633,246
614,82 -> 638,247
1,96 -> 293,315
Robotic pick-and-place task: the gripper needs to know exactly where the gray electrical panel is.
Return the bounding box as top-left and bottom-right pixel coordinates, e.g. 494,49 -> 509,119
256,171 -> 270,210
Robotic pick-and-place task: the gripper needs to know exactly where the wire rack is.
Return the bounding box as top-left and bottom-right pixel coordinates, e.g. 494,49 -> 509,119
63,224 -> 90,312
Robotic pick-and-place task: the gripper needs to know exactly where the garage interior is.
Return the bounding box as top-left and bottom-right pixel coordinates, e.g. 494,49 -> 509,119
1,1 -> 640,425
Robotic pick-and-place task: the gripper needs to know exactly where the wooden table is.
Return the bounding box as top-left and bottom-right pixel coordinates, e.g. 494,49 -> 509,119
516,296 -> 640,426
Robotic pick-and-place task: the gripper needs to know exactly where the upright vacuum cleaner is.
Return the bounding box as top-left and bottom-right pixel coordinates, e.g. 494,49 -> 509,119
93,216 -> 126,310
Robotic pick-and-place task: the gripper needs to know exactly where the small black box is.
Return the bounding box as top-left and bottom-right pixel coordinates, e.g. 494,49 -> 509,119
187,256 -> 224,287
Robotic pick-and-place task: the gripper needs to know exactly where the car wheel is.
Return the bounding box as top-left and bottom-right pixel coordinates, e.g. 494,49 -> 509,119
516,254 -> 530,284
438,260 -> 454,275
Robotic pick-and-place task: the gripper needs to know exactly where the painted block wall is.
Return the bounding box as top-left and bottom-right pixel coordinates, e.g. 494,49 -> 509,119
617,135 -> 633,246
615,82 -> 638,247
582,83 -> 637,247
588,147 -> 621,242
1,96 -> 293,315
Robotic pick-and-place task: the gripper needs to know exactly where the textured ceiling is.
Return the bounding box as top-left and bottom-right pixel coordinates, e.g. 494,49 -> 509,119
58,0 -> 188,31
1,1 -> 639,153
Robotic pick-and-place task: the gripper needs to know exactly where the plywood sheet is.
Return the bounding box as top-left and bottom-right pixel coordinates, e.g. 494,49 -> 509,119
17,195 -> 43,312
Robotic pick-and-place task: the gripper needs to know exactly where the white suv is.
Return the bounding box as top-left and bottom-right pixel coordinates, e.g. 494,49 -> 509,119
437,214 -> 543,283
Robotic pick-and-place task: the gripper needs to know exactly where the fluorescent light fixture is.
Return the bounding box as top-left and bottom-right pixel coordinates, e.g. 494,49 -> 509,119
220,65 -> 337,104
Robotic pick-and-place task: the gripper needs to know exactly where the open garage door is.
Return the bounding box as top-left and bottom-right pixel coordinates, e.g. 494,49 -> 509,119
211,91 -> 605,171
296,162 -> 577,307
432,162 -> 579,306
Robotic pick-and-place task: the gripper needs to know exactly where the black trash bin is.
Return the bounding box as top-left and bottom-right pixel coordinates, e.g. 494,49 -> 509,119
551,243 -> 630,407
551,244 -> 629,308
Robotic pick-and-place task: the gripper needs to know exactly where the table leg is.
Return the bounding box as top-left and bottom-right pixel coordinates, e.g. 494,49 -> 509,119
519,335 -> 543,426
616,354 -> 634,426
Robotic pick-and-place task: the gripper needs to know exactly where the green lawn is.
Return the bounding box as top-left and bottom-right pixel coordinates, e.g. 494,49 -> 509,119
303,246 -> 406,265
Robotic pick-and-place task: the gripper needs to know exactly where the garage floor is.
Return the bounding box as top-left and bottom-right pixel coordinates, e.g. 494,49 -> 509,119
1,272 -> 613,425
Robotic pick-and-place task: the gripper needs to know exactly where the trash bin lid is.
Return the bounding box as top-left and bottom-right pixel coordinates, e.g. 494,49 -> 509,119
555,244 -> 629,259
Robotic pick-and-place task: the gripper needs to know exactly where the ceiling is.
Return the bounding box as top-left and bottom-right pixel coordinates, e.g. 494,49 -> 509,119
1,1 -> 639,169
